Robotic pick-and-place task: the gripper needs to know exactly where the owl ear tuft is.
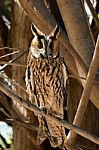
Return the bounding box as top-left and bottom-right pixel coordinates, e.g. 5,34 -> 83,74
31,24 -> 43,37
50,25 -> 60,40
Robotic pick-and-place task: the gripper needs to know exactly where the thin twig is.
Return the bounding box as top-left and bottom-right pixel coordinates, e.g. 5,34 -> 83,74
0,73 -> 27,94
6,118 -> 39,132
67,35 -> 99,145
0,47 -> 21,51
0,90 -> 38,133
0,61 -> 26,67
0,50 -> 20,59
85,0 -> 99,29
0,108 -> 11,119
0,49 -> 28,71
68,74 -> 99,84
0,80 -> 99,145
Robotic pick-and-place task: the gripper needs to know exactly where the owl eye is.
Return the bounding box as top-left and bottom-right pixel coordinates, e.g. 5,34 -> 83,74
38,43 -> 43,49
49,42 -> 54,49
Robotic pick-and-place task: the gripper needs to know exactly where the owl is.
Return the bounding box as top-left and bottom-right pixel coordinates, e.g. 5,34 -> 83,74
25,24 -> 68,149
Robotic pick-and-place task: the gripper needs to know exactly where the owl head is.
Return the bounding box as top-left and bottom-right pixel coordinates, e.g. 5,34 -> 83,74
30,24 -> 60,58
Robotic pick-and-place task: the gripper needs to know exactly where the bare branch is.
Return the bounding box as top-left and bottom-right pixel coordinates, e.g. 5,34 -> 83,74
0,49 -> 28,71
68,74 -> 99,84
0,47 -> 22,51
0,80 -> 99,145
0,50 -> 19,59
0,108 -> 12,119
0,73 -> 27,94
6,118 -> 39,132
67,35 -> 99,145
0,61 -> 26,67
85,0 -> 99,29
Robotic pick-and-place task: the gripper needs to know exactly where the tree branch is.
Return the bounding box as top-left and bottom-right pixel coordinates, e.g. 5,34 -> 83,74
0,50 -> 19,59
0,49 -> 28,71
0,80 -> 99,146
67,35 -> 99,146
85,0 -> 99,29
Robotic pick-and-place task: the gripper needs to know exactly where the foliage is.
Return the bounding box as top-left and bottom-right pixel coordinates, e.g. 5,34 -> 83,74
4,0 -> 12,12
0,122 -> 13,149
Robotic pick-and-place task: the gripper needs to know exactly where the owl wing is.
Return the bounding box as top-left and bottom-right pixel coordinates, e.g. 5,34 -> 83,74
46,59 -> 68,148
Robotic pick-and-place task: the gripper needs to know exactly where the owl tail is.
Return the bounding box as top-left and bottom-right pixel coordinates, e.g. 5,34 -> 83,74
46,120 -> 67,148
36,117 -> 66,148
36,116 -> 48,145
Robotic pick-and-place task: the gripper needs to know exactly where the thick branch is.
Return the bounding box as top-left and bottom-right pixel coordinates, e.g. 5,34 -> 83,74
0,81 -> 99,145
67,35 -> 99,145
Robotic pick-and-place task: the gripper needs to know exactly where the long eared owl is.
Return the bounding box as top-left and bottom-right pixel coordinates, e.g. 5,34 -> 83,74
25,24 -> 68,149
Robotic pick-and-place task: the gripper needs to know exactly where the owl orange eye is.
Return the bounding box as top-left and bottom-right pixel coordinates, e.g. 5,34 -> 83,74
38,43 -> 43,49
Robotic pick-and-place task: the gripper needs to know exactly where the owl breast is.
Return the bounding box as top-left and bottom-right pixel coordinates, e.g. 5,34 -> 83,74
26,52 -> 65,117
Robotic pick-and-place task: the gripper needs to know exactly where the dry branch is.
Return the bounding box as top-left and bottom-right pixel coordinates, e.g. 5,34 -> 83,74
0,88 -> 39,134
0,49 -> 28,71
0,61 -> 26,67
0,50 -> 19,59
67,35 -> 99,146
85,0 -> 99,29
0,80 -> 99,145
0,73 -> 27,94
0,90 -> 38,133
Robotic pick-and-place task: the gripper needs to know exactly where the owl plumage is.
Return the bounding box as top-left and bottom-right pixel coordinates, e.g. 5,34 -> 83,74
25,24 -> 68,149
